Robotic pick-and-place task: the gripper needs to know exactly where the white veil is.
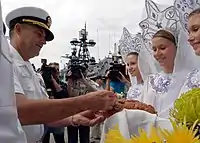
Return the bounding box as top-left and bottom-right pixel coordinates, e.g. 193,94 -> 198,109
174,0 -> 200,32
173,0 -> 200,69
139,0 -> 199,75
118,27 -> 158,85
118,28 -> 140,86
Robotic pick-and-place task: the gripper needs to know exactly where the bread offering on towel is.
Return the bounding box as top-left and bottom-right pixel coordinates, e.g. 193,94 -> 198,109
100,99 -> 126,118
101,99 -> 156,118
124,100 -> 157,114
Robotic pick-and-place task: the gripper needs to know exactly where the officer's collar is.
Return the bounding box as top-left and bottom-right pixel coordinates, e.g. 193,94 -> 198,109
9,41 -> 31,66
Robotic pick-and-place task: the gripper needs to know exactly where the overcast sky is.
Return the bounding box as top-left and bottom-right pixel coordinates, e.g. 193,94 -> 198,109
2,0 -> 174,69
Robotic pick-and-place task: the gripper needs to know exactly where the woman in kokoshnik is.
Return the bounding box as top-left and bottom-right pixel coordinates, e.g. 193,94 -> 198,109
125,51 -> 144,100
139,28 -> 194,118
179,8 -> 200,96
118,28 -> 159,101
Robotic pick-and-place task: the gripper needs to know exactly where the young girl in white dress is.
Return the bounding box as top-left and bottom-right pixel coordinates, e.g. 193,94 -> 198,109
125,52 -> 144,100
118,28 -> 159,101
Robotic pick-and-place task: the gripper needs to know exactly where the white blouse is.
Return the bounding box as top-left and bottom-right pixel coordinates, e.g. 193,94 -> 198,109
127,83 -> 143,101
140,70 -> 188,118
179,68 -> 200,96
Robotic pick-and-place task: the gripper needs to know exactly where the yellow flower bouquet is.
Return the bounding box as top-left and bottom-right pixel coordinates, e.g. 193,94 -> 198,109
170,88 -> 200,125
105,119 -> 200,143
105,88 -> 200,143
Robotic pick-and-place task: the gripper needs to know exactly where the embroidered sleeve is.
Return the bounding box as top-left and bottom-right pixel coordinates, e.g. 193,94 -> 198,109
185,69 -> 200,89
149,73 -> 172,94
127,86 -> 142,100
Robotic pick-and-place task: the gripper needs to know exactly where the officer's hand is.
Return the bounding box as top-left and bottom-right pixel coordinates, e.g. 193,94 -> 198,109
84,90 -> 117,111
72,110 -> 105,126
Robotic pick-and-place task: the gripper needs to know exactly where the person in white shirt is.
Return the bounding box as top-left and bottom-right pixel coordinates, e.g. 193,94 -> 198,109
140,29 -> 192,118
179,8 -> 200,95
6,6 -> 118,142
118,28 -> 159,100
0,1 -> 27,142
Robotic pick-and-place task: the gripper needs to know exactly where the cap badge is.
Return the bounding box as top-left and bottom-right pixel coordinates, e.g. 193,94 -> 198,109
46,16 -> 52,28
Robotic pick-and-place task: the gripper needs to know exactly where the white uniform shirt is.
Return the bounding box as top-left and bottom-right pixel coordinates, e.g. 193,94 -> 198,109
0,30 -> 27,142
10,44 -> 48,143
